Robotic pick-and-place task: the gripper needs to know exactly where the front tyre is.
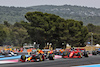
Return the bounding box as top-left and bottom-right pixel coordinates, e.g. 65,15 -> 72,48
21,55 -> 26,61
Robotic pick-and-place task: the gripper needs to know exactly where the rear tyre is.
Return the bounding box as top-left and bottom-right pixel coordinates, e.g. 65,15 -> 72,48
77,53 -> 83,58
49,54 -> 55,60
80,53 -> 83,58
84,51 -> 89,57
39,55 -> 43,61
36,55 -> 43,62
92,51 -> 97,55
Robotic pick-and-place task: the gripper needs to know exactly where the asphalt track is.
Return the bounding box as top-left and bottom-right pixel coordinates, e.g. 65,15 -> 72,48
1,55 -> 100,67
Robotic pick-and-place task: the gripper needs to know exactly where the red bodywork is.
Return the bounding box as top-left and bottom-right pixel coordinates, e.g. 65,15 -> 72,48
19,59 -> 26,62
63,48 -> 84,58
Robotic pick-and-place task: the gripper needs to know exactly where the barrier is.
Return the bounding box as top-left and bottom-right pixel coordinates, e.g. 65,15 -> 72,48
0,59 -> 18,64
0,55 -> 30,60
0,55 -> 5,58
54,55 -> 62,59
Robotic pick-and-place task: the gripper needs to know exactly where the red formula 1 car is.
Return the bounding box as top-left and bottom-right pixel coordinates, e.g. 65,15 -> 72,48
62,48 -> 89,58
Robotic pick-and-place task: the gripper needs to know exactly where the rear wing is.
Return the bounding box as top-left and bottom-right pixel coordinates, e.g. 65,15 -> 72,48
75,48 -> 85,50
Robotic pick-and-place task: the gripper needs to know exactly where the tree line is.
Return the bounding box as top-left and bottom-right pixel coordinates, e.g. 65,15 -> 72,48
86,23 -> 100,45
0,5 -> 100,25
0,11 -> 99,48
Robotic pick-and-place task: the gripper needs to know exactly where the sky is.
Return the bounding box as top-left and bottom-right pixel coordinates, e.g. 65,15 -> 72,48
0,0 -> 100,8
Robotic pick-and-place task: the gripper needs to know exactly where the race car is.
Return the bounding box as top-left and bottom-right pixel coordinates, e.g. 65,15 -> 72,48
54,49 -> 65,55
92,48 -> 100,55
8,52 -> 18,56
19,49 -> 55,62
20,54 -> 45,62
1,51 -> 18,57
62,48 -> 89,58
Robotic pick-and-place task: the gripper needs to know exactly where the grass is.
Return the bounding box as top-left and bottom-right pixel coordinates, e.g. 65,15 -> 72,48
67,46 -> 100,51
0,46 -> 20,50
0,46 -> 100,51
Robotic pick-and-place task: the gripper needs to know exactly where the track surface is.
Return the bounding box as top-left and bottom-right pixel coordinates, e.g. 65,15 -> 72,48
1,55 -> 100,67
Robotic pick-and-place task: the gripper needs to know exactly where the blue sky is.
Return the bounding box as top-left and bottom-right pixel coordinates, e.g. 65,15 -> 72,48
0,0 -> 100,8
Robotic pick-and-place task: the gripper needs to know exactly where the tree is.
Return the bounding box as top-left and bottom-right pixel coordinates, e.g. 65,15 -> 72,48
2,26 -> 12,45
25,11 -> 66,48
61,19 -> 88,47
0,24 -> 6,45
12,24 -> 29,46
4,21 -> 11,27
25,11 -> 89,48
86,23 -> 100,45
86,23 -> 96,32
